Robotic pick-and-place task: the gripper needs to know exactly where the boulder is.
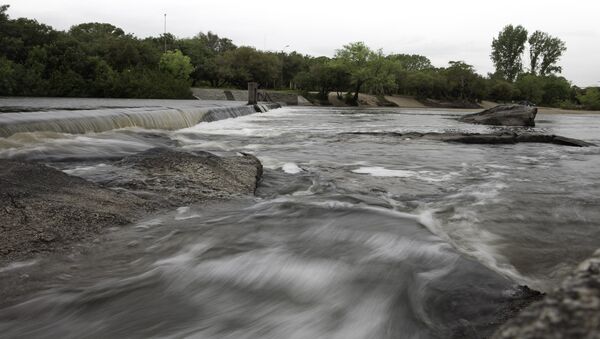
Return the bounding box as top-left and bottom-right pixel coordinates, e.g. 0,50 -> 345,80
0,149 -> 263,262
459,104 -> 538,127
492,249 -> 600,339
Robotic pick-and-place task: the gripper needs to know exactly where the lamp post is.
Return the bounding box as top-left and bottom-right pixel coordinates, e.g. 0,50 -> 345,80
163,14 -> 167,53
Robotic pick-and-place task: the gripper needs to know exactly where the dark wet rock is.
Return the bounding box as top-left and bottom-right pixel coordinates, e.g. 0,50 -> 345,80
115,148 -> 263,205
459,104 -> 538,127
0,149 -> 263,262
0,160 -> 150,261
342,131 -> 595,147
492,249 -> 600,339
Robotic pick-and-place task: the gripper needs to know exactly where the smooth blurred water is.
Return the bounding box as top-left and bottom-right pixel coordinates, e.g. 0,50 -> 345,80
1,103 -> 599,338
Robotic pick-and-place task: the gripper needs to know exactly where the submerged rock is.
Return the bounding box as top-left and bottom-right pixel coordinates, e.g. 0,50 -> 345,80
492,249 -> 600,339
342,131 -> 595,147
0,149 -> 263,261
459,104 -> 538,127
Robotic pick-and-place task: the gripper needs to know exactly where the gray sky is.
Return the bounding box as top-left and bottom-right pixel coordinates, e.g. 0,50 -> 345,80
6,0 -> 600,86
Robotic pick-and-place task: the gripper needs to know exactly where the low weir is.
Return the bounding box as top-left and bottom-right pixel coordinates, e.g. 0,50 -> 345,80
0,100 -> 280,137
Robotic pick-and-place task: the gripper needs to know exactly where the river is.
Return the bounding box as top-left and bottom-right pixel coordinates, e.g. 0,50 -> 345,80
1,103 -> 599,338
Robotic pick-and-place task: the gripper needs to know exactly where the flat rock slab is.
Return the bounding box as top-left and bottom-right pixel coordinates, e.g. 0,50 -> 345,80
492,249 -> 600,339
343,131 -> 595,147
0,149 -> 263,262
459,104 -> 538,127
115,148 -> 263,205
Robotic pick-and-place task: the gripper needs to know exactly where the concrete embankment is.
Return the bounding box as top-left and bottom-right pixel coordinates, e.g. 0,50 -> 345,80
0,98 -> 281,137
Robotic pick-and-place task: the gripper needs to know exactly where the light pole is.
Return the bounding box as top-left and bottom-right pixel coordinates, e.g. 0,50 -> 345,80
163,14 -> 167,53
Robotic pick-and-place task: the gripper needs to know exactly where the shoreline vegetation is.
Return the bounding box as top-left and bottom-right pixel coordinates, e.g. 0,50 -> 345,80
1,5 -> 599,111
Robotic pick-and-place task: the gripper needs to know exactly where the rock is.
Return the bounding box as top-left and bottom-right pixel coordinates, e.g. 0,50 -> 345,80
0,148 -> 263,262
443,132 -> 518,144
115,148 -> 263,205
492,249 -> 600,339
459,104 -> 538,127
342,131 -> 595,147
0,160 -> 147,262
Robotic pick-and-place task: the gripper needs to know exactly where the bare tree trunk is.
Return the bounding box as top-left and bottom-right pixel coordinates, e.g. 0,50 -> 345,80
353,82 -> 362,104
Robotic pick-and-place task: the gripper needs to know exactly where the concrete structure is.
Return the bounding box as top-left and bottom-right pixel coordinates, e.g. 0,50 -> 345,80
191,87 -> 308,106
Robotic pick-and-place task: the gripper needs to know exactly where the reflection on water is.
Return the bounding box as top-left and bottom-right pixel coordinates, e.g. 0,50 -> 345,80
1,102 -> 599,338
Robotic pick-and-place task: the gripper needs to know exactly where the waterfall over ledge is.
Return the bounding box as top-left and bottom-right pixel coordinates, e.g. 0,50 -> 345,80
0,99 -> 281,137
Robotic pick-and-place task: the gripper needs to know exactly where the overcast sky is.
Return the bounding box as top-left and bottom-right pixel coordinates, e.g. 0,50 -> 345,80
5,0 -> 600,86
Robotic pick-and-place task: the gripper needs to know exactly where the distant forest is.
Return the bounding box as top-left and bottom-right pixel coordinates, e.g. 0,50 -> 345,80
0,5 -> 598,109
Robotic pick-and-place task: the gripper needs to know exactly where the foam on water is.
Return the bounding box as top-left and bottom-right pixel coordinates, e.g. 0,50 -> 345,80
0,260 -> 38,273
174,206 -> 202,220
352,166 -> 415,177
352,166 -> 458,182
282,163 -> 303,174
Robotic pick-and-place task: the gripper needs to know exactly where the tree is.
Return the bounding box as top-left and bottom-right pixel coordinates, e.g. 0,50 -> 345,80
217,47 -> 281,88
528,30 -> 566,76
540,75 -> 570,106
491,25 -> 528,82
386,54 -> 433,71
159,50 -> 193,81
333,42 -> 377,104
444,61 -> 485,101
366,53 -> 399,95
488,79 -> 516,102
577,88 -> 600,110
0,56 -> 17,95
294,62 -> 350,99
515,74 -> 545,104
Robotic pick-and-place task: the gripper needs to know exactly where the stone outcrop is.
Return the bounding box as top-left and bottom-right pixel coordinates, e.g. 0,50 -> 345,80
459,104 -> 538,127
492,249 -> 600,339
342,131 -> 595,147
0,149 -> 263,262
115,148 -> 263,205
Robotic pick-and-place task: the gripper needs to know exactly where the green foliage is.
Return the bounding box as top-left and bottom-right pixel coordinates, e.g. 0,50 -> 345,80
444,61 -> 486,101
577,88 -> 600,110
514,74 -> 571,106
386,54 -> 433,71
333,42 -> 381,103
405,70 -> 447,99
216,46 -> 281,88
294,61 -> 350,98
540,76 -> 570,106
159,50 -> 194,80
528,31 -> 566,76
515,74 -> 545,104
488,79 -> 517,102
0,56 -> 16,95
491,25 -> 528,82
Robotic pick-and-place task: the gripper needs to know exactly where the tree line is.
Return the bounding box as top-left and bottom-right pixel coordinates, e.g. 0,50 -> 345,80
0,5 -> 598,109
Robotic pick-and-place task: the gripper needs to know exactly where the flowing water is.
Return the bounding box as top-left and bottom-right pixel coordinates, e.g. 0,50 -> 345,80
1,102 -> 600,338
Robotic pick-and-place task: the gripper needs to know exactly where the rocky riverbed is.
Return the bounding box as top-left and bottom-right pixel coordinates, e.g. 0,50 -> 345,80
0,149 -> 263,263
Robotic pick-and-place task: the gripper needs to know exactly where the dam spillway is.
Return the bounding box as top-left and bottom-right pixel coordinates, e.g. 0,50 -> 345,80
0,98 -> 280,137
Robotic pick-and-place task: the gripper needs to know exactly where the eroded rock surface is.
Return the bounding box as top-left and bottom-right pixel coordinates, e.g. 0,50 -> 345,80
0,149 -> 263,261
343,131 -> 595,147
459,104 -> 538,127
492,249 -> 600,339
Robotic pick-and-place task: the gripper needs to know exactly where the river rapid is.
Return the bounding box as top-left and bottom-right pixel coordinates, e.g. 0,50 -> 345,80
1,104 -> 600,338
